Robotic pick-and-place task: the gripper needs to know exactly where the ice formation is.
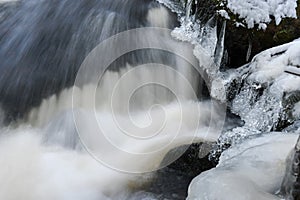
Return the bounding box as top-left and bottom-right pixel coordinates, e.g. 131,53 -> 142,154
159,0 -> 227,103
188,133 -> 298,200
223,39 -> 300,142
157,1 -> 300,199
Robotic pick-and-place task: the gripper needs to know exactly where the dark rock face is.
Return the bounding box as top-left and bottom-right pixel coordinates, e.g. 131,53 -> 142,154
224,17 -> 300,68
144,144 -> 217,200
223,0 -> 300,68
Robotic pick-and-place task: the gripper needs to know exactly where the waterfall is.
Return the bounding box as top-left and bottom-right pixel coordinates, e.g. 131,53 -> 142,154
0,0 -> 226,199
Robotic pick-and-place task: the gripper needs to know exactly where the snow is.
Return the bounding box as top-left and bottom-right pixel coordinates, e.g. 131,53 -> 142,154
225,0 -> 298,29
188,133 -> 298,200
248,39 -> 300,83
217,10 -> 230,20
229,39 -> 300,134
210,38 -> 300,161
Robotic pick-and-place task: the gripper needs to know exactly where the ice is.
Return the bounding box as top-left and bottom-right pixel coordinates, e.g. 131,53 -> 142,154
188,133 -> 299,200
158,0 -> 229,102
158,0 -> 300,155
185,0 -> 193,19
156,0 -> 185,16
162,1 -> 300,199
228,39 -> 300,136
294,102 -> 300,119
209,38 -> 300,161
171,17 -> 228,102
214,21 -> 226,67
233,42 -> 300,129
217,10 -> 230,20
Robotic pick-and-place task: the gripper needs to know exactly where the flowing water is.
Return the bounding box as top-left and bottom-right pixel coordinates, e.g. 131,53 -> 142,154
0,0 -> 227,199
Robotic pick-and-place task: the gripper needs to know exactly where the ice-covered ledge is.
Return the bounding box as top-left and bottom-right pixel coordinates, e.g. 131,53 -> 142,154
187,133 -> 298,200
217,38 -> 300,147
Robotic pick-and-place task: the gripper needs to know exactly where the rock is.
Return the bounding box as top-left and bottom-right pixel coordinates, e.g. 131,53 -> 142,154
143,143 -> 217,200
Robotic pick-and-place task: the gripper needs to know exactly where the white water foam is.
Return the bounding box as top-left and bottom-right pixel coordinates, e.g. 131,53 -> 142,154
0,4 -> 225,199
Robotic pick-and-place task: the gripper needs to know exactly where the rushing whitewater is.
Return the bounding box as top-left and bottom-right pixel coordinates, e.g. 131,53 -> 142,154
2,0 -> 299,199
0,0 -> 226,199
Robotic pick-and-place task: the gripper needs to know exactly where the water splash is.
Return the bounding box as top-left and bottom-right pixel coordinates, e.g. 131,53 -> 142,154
0,0 -> 226,199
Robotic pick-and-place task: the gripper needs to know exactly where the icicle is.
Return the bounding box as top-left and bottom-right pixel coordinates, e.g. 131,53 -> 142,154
295,135 -> 300,150
214,20 -> 226,67
180,0 -> 186,7
185,0 -> 192,20
246,36 -> 252,62
200,16 -> 218,57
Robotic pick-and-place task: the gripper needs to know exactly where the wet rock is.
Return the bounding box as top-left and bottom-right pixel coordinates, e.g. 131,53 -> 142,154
143,143 -> 217,200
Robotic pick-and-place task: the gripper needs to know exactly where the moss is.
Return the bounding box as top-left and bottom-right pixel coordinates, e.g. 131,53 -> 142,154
273,29 -> 295,43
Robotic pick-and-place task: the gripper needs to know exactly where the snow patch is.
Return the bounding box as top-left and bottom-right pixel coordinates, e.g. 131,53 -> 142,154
226,0 -> 297,29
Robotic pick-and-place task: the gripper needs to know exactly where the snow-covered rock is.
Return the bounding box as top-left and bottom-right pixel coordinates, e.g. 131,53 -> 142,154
221,39 -> 300,144
209,38 -> 300,161
226,0 -> 298,29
